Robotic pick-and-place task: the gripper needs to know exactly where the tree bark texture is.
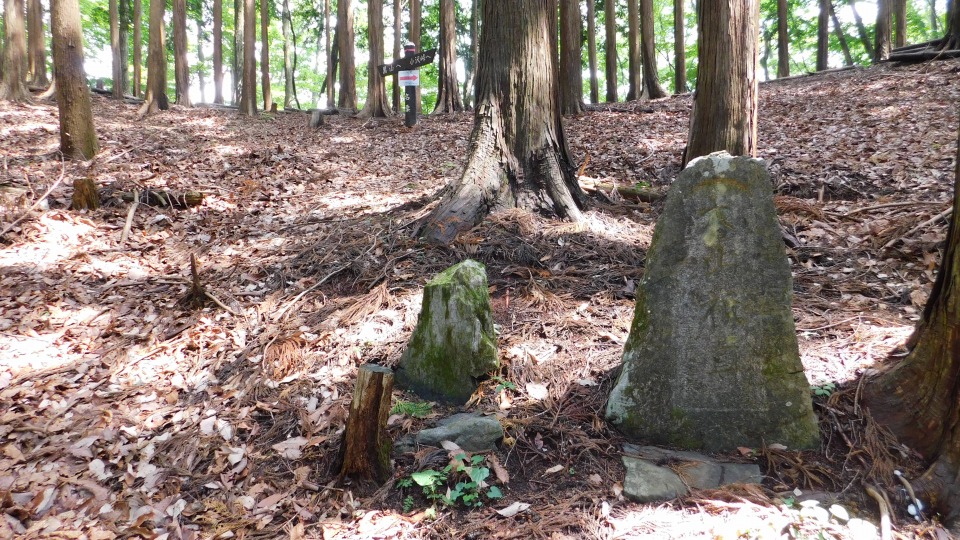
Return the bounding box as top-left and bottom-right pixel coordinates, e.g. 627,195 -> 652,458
393,0 -> 401,111
261,0 -> 271,111
627,0 -> 641,101
587,0 -> 600,103
282,0 -> 294,107
776,0 -> 789,77
338,364 -> 394,484
120,0 -> 129,94
418,0 -> 587,245
684,0 -> 759,166
829,2 -> 854,66
360,0 -> 391,117
817,0 -> 829,70
50,0 -> 98,158
240,0 -> 257,114
559,0 -> 583,114
462,0 -> 479,109
336,0 -> 357,110
1,0 -> 31,102
324,0 -> 333,107
111,0 -> 123,97
133,0 -> 142,96
27,0 -> 47,87
173,0 -> 191,105
894,0 -> 906,47
197,15 -> 206,102
138,0 -> 168,116
673,0 -> 686,93
234,0 -> 244,104
604,0 -> 618,102
865,122 -> 960,530
640,0 -> 666,98
875,0 -> 893,61
945,0 -> 960,49
410,0 -> 421,110
434,0 -> 462,113
213,0 -> 224,103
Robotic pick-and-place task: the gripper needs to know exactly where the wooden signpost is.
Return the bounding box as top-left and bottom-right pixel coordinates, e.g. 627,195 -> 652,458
379,45 -> 436,127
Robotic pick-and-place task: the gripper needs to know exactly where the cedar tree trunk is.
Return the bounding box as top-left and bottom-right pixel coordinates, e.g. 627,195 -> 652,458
849,0 -> 875,58
683,0 -> 759,166
640,0 -> 666,98
50,0 -> 98,158
214,0 -> 224,104
393,0 -> 401,112
239,0 -> 256,114
627,0 -> 641,101
359,0 -> 391,117
894,0 -> 906,47
111,0 -> 123,97
133,0 -> 142,96
817,0 -> 829,70
197,16 -> 206,102
173,0 -> 191,106
559,0 -> 584,114
324,0 -> 333,107
282,0 -> 294,107
604,0 -> 618,102
336,0 -> 357,110
944,0 -> 959,49
830,2 -> 854,66
434,0 -> 463,113
865,121 -> 960,530
234,0 -> 244,104
587,0 -> 600,103
27,0 -> 47,87
418,0 -> 587,245
261,0 -> 271,111
673,0 -> 686,93
1,0 -> 31,102
410,0 -> 421,110
777,0 -> 789,77
462,0 -> 479,109
138,0 -> 168,116
874,0 -> 893,61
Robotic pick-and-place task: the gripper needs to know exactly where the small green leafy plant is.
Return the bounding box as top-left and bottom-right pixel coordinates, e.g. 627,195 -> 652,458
491,376 -> 517,393
812,382 -> 837,397
391,400 -> 433,418
397,453 -> 504,512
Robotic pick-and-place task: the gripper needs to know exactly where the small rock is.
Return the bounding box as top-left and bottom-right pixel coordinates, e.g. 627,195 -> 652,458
829,504 -> 850,523
416,413 -> 503,452
622,456 -> 687,503
620,444 -> 762,502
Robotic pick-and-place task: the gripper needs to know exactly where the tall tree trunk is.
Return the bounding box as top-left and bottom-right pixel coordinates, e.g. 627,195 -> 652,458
324,0 -> 334,107
173,0 -> 191,105
419,0 -> 587,245
119,0 -> 129,93
817,0 -> 829,70
261,0 -> 271,111
874,0 -> 893,61
931,0 -> 939,35
137,0 -> 167,116
410,0 -> 421,110
50,0 -> 97,158
604,0 -> 618,102
894,0 -> 906,47
239,0 -> 257,114
760,23 -> 772,80
393,0 -> 402,111
360,0 -> 391,117
829,2 -> 854,66
1,0 -> 31,102
197,16 -> 207,103
234,0 -> 244,104
587,0 -> 600,102
776,0 -> 789,77
683,0 -> 759,166
110,0 -> 123,97
282,0 -> 294,107
944,0 -> 959,48
674,0 -> 686,93
213,0 -> 224,103
848,0 -> 875,58
640,0 -> 666,98
627,0 -> 641,100
27,0 -> 47,87
133,0 -> 142,96
336,0 -> 357,110
865,121 -> 960,530
559,0 -> 583,114
434,0 -> 462,113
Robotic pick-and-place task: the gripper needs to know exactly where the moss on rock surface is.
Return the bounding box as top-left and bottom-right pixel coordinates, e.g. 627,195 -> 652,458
605,152 -> 820,452
396,260 -> 498,404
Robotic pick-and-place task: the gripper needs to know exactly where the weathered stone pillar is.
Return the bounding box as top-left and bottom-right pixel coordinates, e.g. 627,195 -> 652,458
606,152 -> 819,451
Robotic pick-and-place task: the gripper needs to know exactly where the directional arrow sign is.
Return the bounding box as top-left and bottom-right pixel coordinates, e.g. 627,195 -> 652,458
378,48 -> 437,77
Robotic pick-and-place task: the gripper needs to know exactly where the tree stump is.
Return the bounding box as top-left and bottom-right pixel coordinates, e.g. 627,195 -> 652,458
309,109 -> 325,128
338,364 -> 394,483
70,178 -> 100,210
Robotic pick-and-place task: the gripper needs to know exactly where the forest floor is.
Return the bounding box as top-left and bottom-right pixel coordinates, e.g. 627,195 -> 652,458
1,58 -> 958,540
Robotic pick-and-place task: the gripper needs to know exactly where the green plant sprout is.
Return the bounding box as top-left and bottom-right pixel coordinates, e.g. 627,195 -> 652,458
396,453 -> 503,512
812,382 -> 837,397
391,400 -> 434,418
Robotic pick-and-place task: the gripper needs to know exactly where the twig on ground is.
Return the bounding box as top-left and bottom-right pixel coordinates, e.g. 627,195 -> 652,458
121,189 -> 140,243
843,200 -> 949,217
883,207 -> 954,249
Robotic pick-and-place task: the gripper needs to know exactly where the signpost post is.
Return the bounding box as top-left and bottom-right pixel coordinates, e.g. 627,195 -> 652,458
378,45 -> 436,128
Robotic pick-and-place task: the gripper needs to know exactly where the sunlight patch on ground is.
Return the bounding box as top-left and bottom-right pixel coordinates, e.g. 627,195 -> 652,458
0,212 -> 95,271
0,331 -> 76,375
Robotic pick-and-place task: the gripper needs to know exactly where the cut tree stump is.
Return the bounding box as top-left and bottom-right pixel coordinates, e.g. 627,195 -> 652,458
309,109 -> 325,128
338,364 -> 394,484
70,178 -> 100,210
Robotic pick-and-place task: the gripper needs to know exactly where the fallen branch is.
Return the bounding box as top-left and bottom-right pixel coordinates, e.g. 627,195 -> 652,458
843,200 -> 949,217
882,207 -> 953,249
578,176 -> 664,203
888,49 -> 960,62
120,189 -> 204,208
121,189 -> 140,243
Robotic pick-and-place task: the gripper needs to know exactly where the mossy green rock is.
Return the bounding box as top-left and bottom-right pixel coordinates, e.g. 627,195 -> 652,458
606,152 -> 819,451
397,260 -> 498,404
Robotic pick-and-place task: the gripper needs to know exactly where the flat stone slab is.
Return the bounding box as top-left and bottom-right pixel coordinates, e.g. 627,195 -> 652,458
415,413 -> 504,452
622,444 -> 762,503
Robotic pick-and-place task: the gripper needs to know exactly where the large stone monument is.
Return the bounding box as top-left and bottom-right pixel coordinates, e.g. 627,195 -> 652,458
396,260 -> 499,404
606,152 -> 819,451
